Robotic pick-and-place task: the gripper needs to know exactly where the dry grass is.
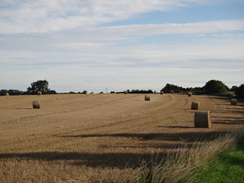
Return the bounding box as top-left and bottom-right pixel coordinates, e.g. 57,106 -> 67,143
0,94 -> 243,182
134,131 -> 238,183
0,131 -> 237,183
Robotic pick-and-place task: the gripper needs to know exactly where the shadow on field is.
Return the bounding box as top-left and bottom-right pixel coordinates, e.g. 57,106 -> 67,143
61,131 -> 230,142
213,121 -> 243,125
217,109 -> 244,114
212,116 -> 244,125
157,126 -> 194,129
0,131 -> 232,169
15,108 -> 33,110
0,151 -> 168,168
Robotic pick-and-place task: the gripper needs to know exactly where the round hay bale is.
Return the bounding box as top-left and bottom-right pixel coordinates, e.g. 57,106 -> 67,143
160,91 -> 164,95
191,101 -> 200,110
37,91 -> 42,95
194,111 -> 211,128
145,95 -> 150,101
187,92 -> 192,97
124,90 -> 128,94
230,99 -> 237,105
5,92 -> 9,96
32,100 -> 40,109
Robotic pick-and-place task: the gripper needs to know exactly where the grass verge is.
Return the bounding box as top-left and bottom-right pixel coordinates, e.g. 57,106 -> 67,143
128,128 -> 244,183
191,130 -> 244,183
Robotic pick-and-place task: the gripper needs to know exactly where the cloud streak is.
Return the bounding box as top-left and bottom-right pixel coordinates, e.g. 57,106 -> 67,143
0,0 -> 243,92
0,0 -> 239,33
55,20 -> 244,42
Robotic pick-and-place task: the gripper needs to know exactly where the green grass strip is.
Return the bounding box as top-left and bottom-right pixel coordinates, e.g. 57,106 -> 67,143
193,135 -> 244,183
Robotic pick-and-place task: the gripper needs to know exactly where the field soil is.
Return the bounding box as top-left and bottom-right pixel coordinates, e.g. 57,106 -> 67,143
0,94 -> 243,182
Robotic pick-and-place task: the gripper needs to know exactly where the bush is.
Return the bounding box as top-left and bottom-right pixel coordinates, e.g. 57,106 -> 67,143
129,89 -> 153,94
47,90 -> 57,94
235,84 -> 244,99
161,83 -> 182,93
204,80 -> 229,94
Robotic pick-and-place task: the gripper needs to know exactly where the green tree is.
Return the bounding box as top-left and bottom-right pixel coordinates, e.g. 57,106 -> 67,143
230,85 -> 238,92
204,80 -> 229,94
27,80 -> 49,94
161,83 -> 182,93
235,84 -> 244,99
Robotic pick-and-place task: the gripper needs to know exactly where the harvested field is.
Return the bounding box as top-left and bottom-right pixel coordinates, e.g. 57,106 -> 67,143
0,94 -> 243,182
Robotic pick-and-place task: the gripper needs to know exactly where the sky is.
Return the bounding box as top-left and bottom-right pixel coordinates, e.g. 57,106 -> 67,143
0,0 -> 244,93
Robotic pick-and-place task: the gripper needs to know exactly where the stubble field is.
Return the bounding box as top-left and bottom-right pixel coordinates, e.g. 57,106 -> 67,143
0,93 -> 243,182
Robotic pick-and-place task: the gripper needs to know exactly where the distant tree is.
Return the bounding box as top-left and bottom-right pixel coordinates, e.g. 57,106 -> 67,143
0,89 -> 8,96
235,84 -> 244,99
129,89 -> 153,94
8,89 -> 22,95
161,83 -> 182,93
47,90 -> 57,94
230,85 -> 238,92
27,80 -> 50,94
204,80 -> 229,94
192,87 -> 205,95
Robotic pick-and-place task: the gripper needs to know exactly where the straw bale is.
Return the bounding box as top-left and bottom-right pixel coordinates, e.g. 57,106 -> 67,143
194,111 -> 211,128
32,100 -> 40,109
145,95 -> 150,101
191,101 -> 200,110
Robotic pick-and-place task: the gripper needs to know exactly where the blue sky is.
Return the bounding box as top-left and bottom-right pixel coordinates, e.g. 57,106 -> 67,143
0,0 -> 244,93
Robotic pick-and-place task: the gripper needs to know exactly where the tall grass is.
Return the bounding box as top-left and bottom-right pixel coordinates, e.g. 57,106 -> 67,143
132,131 -> 240,183
87,129 -> 242,183
1,130 -> 242,183
193,137 -> 244,183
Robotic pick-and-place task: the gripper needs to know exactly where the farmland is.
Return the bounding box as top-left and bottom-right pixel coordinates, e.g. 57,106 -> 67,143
0,94 -> 243,182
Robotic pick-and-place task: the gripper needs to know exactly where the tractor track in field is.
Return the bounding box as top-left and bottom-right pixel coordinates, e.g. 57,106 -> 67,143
0,93 -> 243,153
0,93 -> 243,183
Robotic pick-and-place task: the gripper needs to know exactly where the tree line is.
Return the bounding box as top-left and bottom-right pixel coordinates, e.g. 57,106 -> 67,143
0,80 -> 57,96
1,79 -> 244,99
161,80 -> 244,99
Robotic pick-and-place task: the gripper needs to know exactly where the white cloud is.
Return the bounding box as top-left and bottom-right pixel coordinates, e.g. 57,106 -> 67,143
1,20 -> 244,68
129,38 -> 244,63
116,20 -> 244,35
0,0 -> 243,92
0,0 -> 240,33
53,42 -> 114,51
40,20 -> 244,44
